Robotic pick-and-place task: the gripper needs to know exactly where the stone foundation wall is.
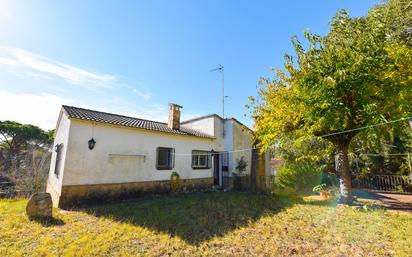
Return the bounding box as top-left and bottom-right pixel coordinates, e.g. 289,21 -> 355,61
57,177 -> 213,209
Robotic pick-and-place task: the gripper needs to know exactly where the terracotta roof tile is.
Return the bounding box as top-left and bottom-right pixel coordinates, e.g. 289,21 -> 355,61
62,105 -> 213,139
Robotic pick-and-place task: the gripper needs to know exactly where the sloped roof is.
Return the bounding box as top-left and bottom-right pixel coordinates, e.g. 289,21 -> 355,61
62,105 -> 213,139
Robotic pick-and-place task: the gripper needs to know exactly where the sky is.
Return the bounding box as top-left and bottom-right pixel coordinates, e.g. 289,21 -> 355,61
0,0 -> 380,130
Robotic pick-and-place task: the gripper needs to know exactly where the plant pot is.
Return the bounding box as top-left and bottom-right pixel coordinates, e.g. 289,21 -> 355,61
320,191 -> 330,200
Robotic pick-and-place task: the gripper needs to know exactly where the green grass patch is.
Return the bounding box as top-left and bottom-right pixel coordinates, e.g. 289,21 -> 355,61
1,192 -> 411,256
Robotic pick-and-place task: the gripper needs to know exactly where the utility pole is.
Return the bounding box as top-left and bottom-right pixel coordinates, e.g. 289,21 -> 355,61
210,64 -> 225,118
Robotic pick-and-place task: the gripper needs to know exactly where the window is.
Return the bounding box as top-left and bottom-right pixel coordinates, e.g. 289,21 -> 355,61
156,147 -> 175,170
192,150 -> 210,169
222,151 -> 229,171
54,143 -> 63,178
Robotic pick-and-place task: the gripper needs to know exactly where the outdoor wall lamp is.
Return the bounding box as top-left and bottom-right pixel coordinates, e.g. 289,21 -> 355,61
88,138 -> 96,150
54,143 -> 62,152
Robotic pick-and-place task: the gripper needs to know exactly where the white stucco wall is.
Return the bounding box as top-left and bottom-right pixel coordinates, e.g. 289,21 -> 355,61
48,111 -> 71,194
222,120 -> 233,152
182,116 -> 255,176
231,120 -> 253,176
181,117 -> 215,137
61,120 -> 214,186
213,116 -> 226,151
182,115 -> 226,152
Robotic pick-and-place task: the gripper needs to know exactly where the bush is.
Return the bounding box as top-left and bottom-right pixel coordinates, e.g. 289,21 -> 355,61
170,172 -> 181,193
313,184 -> 328,193
0,147 -> 50,196
277,160 -> 322,194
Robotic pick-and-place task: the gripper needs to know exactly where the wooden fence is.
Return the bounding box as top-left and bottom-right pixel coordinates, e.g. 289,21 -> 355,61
256,175 -> 278,191
353,175 -> 412,193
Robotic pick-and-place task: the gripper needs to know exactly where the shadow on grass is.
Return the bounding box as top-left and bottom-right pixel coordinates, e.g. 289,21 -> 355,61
352,189 -> 394,201
303,198 -> 338,207
302,194 -> 379,209
353,190 -> 412,213
30,216 -> 65,227
81,192 -> 295,245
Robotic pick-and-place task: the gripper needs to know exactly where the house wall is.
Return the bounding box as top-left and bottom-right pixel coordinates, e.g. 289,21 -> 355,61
231,120 -> 253,176
222,120 -> 233,153
182,117 -> 254,176
222,120 -> 234,176
182,115 -> 227,152
46,111 -> 71,206
213,117 -> 225,151
181,117 -> 215,137
62,119 -> 214,186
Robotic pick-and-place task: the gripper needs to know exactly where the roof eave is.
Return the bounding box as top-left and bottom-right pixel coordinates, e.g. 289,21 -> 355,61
68,117 -> 215,140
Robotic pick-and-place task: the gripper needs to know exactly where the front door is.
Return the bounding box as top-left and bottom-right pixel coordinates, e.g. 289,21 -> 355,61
213,152 -> 220,186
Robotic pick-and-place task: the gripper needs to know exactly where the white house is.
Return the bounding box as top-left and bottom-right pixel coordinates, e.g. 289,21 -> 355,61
47,104 -> 269,208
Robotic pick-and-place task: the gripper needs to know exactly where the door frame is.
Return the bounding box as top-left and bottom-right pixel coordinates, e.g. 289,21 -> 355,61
213,152 -> 222,186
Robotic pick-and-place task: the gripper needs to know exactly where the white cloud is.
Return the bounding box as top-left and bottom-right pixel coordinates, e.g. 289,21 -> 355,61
0,90 -> 76,130
96,99 -> 168,122
100,100 -> 202,123
0,46 -> 153,101
0,90 -> 200,130
133,88 -> 152,101
0,46 -> 117,89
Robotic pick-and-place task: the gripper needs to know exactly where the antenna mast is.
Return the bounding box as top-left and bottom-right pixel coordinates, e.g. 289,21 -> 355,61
210,64 -> 225,118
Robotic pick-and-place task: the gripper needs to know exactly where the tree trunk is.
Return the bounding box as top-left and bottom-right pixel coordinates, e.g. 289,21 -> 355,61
335,140 -> 353,204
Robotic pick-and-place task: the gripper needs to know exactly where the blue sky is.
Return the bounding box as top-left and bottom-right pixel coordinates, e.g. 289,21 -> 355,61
0,0 -> 379,129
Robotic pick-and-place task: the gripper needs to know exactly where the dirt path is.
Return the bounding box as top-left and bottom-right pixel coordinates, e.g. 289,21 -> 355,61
354,190 -> 412,213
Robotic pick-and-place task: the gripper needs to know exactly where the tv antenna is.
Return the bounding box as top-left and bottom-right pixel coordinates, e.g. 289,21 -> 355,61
210,64 -> 227,118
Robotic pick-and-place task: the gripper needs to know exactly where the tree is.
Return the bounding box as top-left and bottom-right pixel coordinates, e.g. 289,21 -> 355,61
0,121 -> 51,156
250,0 -> 412,203
350,124 -> 412,176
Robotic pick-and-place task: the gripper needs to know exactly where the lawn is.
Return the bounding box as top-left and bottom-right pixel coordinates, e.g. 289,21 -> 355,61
1,192 -> 411,256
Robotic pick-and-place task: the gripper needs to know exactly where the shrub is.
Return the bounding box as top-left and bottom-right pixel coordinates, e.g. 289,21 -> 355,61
313,184 -> 328,193
277,160 -> 322,194
1,147 -> 50,196
170,172 -> 181,193
234,156 -> 248,175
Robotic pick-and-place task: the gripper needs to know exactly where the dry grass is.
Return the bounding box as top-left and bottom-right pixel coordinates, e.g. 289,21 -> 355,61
1,192 -> 411,256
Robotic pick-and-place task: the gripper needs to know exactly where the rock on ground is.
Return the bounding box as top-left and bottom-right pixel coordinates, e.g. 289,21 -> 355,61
26,192 -> 53,220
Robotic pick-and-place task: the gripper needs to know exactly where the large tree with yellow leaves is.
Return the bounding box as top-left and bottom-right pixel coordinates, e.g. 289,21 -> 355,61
250,0 -> 412,203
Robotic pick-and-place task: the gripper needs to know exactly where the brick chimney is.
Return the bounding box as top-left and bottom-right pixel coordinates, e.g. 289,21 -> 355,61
168,103 -> 182,130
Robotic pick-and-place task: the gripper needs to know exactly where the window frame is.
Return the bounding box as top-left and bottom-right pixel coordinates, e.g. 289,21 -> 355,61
191,150 -> 211,169
54,143 -> 63,178
156,147 -> 175,170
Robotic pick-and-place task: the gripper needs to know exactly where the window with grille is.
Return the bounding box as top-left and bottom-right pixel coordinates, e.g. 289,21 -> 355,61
192,150 -> 210,169
156,147 -> 175,170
